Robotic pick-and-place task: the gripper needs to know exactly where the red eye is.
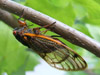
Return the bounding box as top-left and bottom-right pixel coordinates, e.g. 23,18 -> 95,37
13,31 -> 17,35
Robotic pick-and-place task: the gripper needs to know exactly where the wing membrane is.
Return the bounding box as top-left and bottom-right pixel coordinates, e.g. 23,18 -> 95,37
41,45 -> 87,71
24,34 -> 87,71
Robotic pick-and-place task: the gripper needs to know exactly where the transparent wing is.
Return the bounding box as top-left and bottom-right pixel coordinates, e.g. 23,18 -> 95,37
24,34 -> 87,71
38,44 -> 87,71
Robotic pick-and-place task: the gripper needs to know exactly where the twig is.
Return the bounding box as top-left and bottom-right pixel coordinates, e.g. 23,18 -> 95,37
0,0 -> 100,57
0,9 -> 19,28
84,69 -> 99,75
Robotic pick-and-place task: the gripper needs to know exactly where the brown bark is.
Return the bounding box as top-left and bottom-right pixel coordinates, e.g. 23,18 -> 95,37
0,9 -> 19,28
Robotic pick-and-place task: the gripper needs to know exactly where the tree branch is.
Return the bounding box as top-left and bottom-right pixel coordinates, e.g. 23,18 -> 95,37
0,0 -> 100,57
0,9 -> 19,28
84,69 -> 98,75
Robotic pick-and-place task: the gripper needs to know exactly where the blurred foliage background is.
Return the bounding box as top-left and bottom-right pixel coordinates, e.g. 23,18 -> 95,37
0,0 -> 100,75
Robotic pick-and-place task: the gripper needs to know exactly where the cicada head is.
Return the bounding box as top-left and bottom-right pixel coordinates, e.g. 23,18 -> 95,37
13,27 -> 23,36
13,27 -> 24,42
13,26 -> 31,48
13,19 -> 28,36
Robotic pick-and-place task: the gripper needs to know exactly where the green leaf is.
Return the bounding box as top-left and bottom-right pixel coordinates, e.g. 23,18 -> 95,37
0,22 -> 39,74
25,0 -> 76,26
95,0 -> 100,4
66,71 -> 88,75
25,0 -> 100,25
50,0 -> 71,7
25,52 -> 39,71
86,24 -> 100,42
72,0 -> 100,25
11,64 -> 25,75
0,22 -> 27,74
11,50 -> 39,75
73,24 -> 92,37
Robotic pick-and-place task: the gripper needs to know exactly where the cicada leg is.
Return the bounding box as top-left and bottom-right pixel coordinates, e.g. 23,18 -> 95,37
42,21 -> 56,28
17,9 -> 27,27
41,22 -> 56,34
51,35 -> 61,37
32,22 -> 56,35
40,29 -> 50,34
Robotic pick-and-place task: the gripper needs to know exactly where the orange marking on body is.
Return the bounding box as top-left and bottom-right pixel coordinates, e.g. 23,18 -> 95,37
24,36 -> 27,40
24,33 -> 63,45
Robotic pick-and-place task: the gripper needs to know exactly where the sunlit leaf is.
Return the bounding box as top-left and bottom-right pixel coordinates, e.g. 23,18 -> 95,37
86,24 -> 100,42
25,0 -> 76,26
72,0 -> 100,25
0,22 -> 39,74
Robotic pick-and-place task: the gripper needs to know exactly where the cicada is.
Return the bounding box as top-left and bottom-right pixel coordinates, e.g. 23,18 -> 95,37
13,14 -> 87,71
